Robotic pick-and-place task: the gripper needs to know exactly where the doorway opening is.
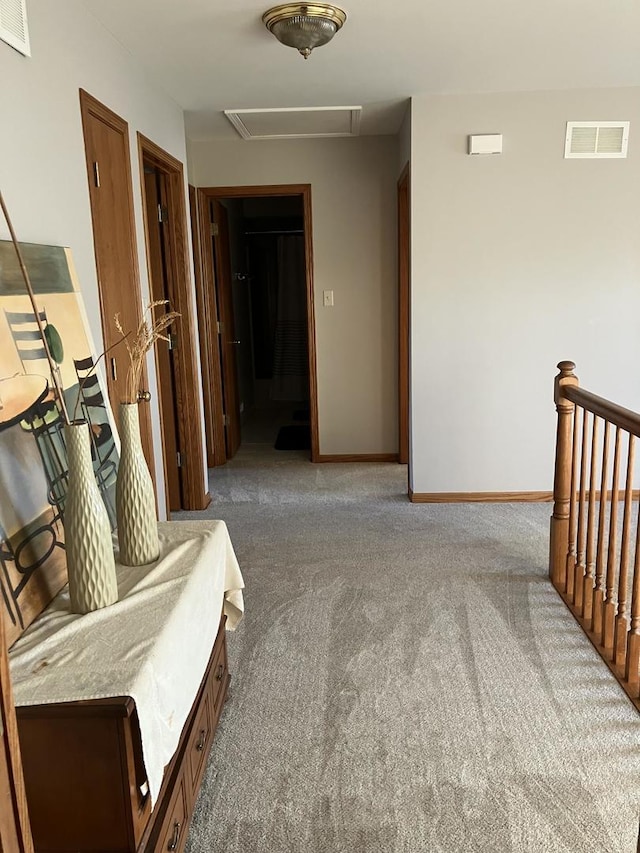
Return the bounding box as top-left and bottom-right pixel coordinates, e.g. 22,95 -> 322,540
193,185 -> 319,466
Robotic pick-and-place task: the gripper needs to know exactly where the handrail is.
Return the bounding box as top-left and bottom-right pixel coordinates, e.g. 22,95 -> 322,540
563,386 -> 640,439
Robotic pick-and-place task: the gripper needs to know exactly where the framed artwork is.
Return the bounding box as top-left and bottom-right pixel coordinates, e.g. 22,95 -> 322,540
0,240 -> 118,645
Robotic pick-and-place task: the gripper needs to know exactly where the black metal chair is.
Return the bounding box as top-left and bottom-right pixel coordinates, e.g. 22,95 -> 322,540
73,356 -> 117,527
4,308 -> 68,526
4,307 -> 63,392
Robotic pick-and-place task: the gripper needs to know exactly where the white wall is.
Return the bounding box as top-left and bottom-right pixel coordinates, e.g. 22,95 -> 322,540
0,0 -> 204,514
397,103 -> 411,175
189,136 -> 398,455
410,89 -> 640,494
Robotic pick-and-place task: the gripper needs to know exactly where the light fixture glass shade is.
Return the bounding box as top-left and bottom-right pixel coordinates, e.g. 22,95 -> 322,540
263,4 -> 347,59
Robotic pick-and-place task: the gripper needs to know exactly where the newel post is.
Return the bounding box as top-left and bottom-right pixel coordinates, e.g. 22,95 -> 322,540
549,361 -> 579,588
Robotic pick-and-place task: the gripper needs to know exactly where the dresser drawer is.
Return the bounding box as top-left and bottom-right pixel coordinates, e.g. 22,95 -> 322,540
187,692 -> 212,797
209,632 -> 228,715
155,776 -> 189,853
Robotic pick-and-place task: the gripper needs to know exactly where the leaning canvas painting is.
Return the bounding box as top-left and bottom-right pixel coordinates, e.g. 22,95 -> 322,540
0,240 -> 118,644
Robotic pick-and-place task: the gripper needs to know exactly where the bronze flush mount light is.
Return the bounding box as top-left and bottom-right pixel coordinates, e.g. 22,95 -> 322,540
262,3 -> 347,59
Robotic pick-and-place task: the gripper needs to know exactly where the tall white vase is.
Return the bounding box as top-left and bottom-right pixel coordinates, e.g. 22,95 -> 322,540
64,421 -> 118,614
116,403 -> 159,566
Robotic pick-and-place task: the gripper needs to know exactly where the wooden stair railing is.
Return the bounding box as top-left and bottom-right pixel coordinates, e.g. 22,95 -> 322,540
550,360 -> 640,709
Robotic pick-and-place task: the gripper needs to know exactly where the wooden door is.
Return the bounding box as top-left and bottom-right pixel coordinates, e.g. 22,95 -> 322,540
189,187 -> 217,469
79,90 -> 156,486
211,201 -> 241,459
142,166 -> 182,511
397,165 -> 410,466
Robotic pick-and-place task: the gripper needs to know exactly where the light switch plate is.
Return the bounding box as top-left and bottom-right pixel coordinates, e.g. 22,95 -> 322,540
323,290 -> 334,307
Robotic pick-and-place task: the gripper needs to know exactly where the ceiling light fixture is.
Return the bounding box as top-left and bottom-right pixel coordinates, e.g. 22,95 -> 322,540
262,4 -> 347,59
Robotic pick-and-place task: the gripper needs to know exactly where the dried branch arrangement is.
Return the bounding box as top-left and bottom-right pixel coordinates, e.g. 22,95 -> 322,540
115,301 -> 180,404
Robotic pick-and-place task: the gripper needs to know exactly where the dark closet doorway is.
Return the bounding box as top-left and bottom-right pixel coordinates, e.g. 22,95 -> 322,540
193,185 -> 319,465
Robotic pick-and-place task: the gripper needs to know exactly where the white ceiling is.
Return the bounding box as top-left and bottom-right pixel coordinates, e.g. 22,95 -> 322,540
82,0 -> 640,140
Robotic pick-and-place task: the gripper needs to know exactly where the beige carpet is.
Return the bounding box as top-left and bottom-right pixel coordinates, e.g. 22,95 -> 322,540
178,447 -> 640,853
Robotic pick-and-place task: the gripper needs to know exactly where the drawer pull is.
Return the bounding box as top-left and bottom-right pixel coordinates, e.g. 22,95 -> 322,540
168,821 -> 181,851
196,728 -> 207,752
216,663 -> 224,681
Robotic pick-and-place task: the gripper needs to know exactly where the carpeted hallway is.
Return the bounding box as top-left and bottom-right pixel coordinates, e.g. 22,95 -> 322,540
178,447 -> 640,853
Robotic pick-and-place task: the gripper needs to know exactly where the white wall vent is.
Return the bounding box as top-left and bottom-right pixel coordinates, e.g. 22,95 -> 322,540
565,121 -> 629,159
0,0 -> 30,56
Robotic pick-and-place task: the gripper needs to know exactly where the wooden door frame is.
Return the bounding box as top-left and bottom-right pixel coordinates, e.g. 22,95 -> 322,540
79,90 -> 157,496
397,163 -> 410,467
137,134 -> 210,511
195,184 -> 320,463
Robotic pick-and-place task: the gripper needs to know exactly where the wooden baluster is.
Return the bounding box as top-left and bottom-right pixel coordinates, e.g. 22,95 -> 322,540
613,435 -> 640,673
565,405 -> 581,596
573,408 -> 589,611
550,361 -> 578,589
592,420 -> 610,637
615,435 -> 636,667
625,494 -> 640,696
582,415 -> 599,623
602,426 -> 622,656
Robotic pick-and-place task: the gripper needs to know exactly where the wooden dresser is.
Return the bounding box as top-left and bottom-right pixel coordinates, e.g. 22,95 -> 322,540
16,615 -> 229,853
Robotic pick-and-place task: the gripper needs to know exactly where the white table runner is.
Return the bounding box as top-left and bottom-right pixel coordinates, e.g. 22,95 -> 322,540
9,519 -> 245,805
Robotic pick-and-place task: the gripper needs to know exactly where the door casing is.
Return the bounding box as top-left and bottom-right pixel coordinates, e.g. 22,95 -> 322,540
397,163 -> 410,468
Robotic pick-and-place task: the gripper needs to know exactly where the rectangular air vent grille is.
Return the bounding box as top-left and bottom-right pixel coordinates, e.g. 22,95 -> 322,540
0,0 -> 30,56
565,121 -> 629,158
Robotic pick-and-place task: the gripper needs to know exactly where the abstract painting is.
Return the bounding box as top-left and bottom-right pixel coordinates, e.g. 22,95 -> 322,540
0,240 -> 118,645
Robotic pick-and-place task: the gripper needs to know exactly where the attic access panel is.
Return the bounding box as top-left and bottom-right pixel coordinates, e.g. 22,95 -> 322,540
224,106 -> 362,140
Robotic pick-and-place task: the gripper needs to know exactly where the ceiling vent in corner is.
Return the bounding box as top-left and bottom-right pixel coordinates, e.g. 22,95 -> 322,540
565,121 -> 629,159
0,0 -> 30,56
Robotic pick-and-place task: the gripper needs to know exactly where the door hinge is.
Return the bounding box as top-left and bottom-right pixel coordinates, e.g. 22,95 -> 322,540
158,204 -> 169,223
210,222 -> 219,237
93,161 -> 100,188
176,451 -> 183,468
217,321 -> 223,335
168,332 -> 178,351
223,414 -> 229,427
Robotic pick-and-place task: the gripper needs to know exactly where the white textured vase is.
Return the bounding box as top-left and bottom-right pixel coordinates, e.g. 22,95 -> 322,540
64,421 -> 118,614
116,403 -> 159,566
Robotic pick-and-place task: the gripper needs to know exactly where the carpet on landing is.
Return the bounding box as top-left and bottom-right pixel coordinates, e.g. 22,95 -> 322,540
178,448 -> 640,853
